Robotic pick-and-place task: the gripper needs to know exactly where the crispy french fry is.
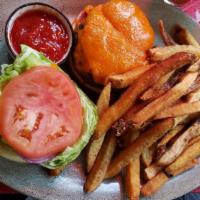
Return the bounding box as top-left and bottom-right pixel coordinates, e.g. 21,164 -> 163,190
178,114 -> 200,126
107,64 -> 154,89
157,125 -> 184,148
141,172 -> 169,196
106,118 -> 174,179
155,101 -> 200,119
140,71 -> 174,101
166,159 -> 198,176
155,125 -> 184,160
141,59 -> 200,104
174,24 -> 200,47
123,128 -> 140,200
186,88 -> 200,102
125,127 -> 140,200
173,116 -> 189,126
149,45 -> 200,61
188,135 -> 200,146
159,20 -> 176,46
126,159 -> 140,200
165,139 -> 200,175
141,59 -> 200,102
125,128 -> 140,200
48,166 -> 65,176
142,144 -> 156,167
87,83 -> 111,172
173,86 -> 200,126
130,72 -> 198,127
94,53 -> 195,139
157,120 -> 200,166
124,103 -> 148,121
119,127 -> 140,149
187,59 -> 200,72
189,76 -> 200,94
96,83 -> 111,116
84,132 -> 117,192
144,164 -> 163,180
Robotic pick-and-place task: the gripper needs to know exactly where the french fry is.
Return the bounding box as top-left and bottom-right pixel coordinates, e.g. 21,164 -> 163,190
165,139 -> 200,175
173,86 -> 200,126
141,59 -> 200,102
130,72 -> 198,127
173,116 -> 189,126
188,135 -> 200,146
187,59 -> 200,72
126,159 -> 140,200
94,53 -> 195,139
155,101 -> 200,119
158,120 -> 200,166
141,59 -> 200,103
174,24 -> 200,47
119,127 -> 140,149
186,88 -> 200,102
149,45 -> 200,61
125,128 -> 140,200
141,172 -> 169,196
96,83 -> 111,116
86,83 -> 111,172
178,113 -> 200,126
159,20 -> 176,46
140,71 -> 174,101
155,125 -> 185,160
84,132 -> 117,192
157,125 -> 184,148
144,164 -> 163,180
48,166 -> 65,176
188,76 -> 200,94
106,64 -> 154,89
106,118 -> 174,179
124,102 -> 148,121
142,144 -> 156,167
166,159 -> 198,176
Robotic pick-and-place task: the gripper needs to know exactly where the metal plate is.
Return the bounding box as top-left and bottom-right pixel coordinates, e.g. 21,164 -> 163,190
0,0 -> 200,200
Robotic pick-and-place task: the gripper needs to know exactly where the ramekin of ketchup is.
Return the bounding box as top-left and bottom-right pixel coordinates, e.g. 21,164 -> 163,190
5,3 -> 73,64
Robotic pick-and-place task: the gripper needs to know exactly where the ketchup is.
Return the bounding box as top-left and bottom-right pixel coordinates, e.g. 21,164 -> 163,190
10,10 -> 69,63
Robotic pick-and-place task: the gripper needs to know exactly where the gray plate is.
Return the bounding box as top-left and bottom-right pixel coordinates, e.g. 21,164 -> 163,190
0,0 -> 200,200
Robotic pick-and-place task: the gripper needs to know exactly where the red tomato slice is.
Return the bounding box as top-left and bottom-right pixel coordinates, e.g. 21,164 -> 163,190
0,67 -> 83,162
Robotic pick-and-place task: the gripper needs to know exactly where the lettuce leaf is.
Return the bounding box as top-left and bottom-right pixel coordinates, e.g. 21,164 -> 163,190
0,45 -> 98,169
0,45 -> 52,90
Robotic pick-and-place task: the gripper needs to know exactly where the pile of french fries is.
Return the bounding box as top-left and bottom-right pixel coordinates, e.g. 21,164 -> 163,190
84,20 -> 200,199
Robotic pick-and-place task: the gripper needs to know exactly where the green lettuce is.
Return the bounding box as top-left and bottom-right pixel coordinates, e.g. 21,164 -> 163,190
0,45 -> 98,169
0,45 -> 52,90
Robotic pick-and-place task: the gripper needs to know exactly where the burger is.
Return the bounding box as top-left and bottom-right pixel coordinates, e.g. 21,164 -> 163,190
0,44 -> 98,171
72,0 -> 155,92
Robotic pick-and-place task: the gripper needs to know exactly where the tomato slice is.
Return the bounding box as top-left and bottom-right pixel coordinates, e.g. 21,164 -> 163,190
0,67 -> 83,162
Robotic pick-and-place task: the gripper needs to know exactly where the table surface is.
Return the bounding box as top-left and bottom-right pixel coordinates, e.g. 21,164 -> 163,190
0,0 -> 200,197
